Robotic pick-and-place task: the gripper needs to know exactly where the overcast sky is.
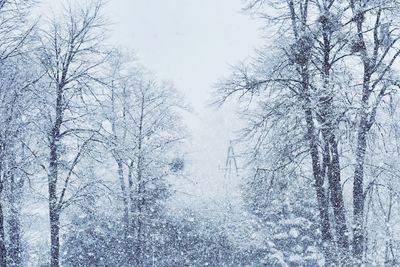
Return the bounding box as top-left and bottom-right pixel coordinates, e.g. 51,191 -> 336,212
106,0 -> 262,109
40,0 -> 264,204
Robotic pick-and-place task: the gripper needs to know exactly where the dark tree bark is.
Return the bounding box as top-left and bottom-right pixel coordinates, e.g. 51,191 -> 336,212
292,1 -> 342,264
347,3 -> 400,262
49,210 -> 60,267
0,141 -> 7,267
350,12 -> 371,258
0,189 -> 6,267
304,112 -> 337,265
353,87 -> 369,263
7,170 -> 23,267
318,11 -> 351,262
48,84 -> 63,267
127,161 -> 135,265
134,93 -> 145,267
302,68 -> 337,266
39,3 -> 105,265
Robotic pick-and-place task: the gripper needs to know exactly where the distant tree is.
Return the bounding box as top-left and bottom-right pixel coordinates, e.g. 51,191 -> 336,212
100,51 -> 187,265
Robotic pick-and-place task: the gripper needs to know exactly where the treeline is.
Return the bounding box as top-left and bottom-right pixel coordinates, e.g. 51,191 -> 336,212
0,1 -> 275,266
4,0 -> 400,266
0,0 -> 199,266
217,0 -> 400,266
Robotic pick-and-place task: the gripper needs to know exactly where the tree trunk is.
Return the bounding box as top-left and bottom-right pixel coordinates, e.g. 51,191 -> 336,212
328,136 -> 351,262
134,91 -> 145,267
49,142 -> 60,267
0,196 -> 6,267
0,141 -> 6,267
134,161 -> 144,267
302,66 -> 337,266
48,84 -> 63,267
320,113 -> 350,262
127,161 -> 136,265
48,144 -> 60,267
49,209 -> 60,267
319,13 -> 351,263
350,6 -> 372,262
304,107 -> 337,266
116,159 -> 133,264
135,210 -> 143,267
352,61 -> 371,263
7,174 -> 23,267
117,160 -> 130,233
127,161 -> 135,218
353,112 -> 368,264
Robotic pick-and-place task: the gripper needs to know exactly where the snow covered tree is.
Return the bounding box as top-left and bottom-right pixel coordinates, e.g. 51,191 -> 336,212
0,1 -> 36,266
244,165 -> 323,266
217,0 -> 400,265
62,193 -> 127,267
346,1 -> 400,262
99,51 -> 187,265
0,56 -> 41,267
36,1 -> 107,266
217,0 -> 348,263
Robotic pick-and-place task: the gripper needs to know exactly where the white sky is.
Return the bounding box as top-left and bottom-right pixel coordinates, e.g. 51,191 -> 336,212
39,0 -> 264,203
106,0 -> 262,110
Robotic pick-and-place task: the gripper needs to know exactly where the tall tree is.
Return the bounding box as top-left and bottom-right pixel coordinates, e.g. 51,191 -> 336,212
0,56 -> 40,267
37,1 -> 107,266
101,53 -> 187,265
0,1 -> 35,265
347,1 -> 400,262
217,0 -> 400,265
217,0 -> 351,264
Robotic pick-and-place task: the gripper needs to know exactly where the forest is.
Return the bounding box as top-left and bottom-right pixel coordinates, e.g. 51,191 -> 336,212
1,0 -> 400,266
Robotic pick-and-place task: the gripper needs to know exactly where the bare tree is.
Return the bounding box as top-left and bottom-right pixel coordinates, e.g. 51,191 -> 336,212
100,51 -> 136,264
0,57 -> 41,267
217,0 -> 400,265
0,1 -> 36,266
37,1 -> 107,266
347,1 -> 400,262
129,77 -> 185,265
0,0 -> 35,62
101,52 -> 187,265
217,0 -> 350,264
